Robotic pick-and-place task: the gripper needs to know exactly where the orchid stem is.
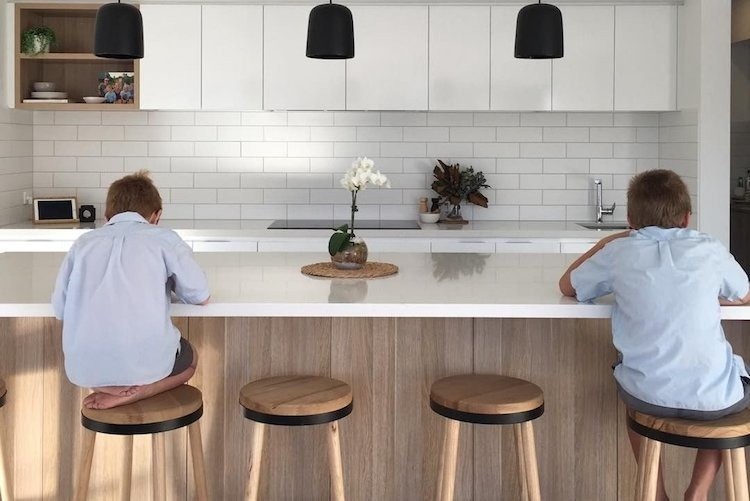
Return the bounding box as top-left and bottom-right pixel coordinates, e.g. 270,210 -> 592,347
350,190 -> 358,238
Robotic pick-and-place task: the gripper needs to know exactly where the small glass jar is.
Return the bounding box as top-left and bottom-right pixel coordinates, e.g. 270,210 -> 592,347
331,239 -> 368,270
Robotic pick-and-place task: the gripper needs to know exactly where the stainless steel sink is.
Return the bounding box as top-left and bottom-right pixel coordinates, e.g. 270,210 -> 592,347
577,222 -> 631,231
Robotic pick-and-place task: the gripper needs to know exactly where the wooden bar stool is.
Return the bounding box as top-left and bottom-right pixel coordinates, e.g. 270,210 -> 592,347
0,379 -> 11,501
430,374 -> 545,501
74,384 -> 208,501
239,375 -> 353,501
628,408 -> 750,501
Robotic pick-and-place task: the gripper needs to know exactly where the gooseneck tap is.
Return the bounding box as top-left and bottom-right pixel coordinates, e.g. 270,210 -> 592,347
594,179 -> 616,223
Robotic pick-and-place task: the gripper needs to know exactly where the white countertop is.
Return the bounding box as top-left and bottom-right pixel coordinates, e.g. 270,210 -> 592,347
2,251 -> 749,320
0,219 -> 620,241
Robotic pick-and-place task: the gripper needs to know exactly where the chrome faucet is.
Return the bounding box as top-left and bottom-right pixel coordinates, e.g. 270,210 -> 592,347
594,179 -> 616,222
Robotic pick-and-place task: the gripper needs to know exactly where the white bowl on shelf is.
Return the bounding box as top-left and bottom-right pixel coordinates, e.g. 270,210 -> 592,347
419,212 -> 440,224
32,81 -> 55,92
82,96 -> 105,104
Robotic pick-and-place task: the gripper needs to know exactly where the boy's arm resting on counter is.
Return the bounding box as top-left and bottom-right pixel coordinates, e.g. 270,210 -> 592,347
559,230 -> 631,298
167,241 -> 211,306
717,246 -> 750,306
720,292 -> 750,306
51,248 -> 75,319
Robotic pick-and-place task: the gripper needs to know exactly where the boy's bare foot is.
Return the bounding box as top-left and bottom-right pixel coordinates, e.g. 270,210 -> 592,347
83,387 -> 145,410
92,385 -> 140,397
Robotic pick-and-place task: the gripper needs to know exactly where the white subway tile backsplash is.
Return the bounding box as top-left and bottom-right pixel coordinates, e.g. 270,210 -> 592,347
473,113 -> 520,127
125,126 -> 171,141
35,157 -> 76,172
381,112 -> 427,127
33,125 -> 77,141
520,143 -> 565,158
288,142 -> 333,158
172,126 -> 217,142
567,143 -> 613,158
11,110 -> 689,224
77,157 -> 124,173
170,157 -> 217,173
148,112 -> 194,126
263,158 -> 310,173
103,141 -> 148,157
76,188 -> 108,204
55,141 -> 101,157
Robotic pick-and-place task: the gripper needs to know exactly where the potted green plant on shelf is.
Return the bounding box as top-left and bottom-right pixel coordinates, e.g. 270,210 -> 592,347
328,157 -> 390,270
21,26 -> 56,56
431,159 -> 490,223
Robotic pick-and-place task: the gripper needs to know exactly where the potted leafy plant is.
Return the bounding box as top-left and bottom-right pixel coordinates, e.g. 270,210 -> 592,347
431,159 -> 490,222
21,26 -> 56,56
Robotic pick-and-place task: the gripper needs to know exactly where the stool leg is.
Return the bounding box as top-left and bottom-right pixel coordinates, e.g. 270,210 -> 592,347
513,423 -> 529,501
244,422 -> 266,501
120,435 -> 133,501
188,422 -> 209,501
74,428 -> 97,501
723,449 -> 736,501
520,421 -> 541,501
635,437 -> 661,501
730,448 -> 749,501
0,410 -> 11,501
326,420 -> 345,501
438,419 -> 460,501
152,433 -> 166,501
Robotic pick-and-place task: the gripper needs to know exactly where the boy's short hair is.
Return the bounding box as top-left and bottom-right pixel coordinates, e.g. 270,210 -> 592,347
627,169 -> 691,229
105,170 -> 162,220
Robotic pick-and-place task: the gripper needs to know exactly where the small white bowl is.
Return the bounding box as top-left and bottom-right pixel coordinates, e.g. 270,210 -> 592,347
419,212 -> 440,224
33,81 -> 55,92
82,96 -> 105,104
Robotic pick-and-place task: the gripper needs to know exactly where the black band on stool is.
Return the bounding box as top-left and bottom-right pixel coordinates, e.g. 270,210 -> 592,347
241,401 -> 353,426
627,414 -> 750,450
82,406 -> 203,435
430,399 -> 544,425
0,391 -> 5,408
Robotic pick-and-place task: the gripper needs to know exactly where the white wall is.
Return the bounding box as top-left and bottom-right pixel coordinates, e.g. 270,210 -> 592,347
29,110 -> 662,222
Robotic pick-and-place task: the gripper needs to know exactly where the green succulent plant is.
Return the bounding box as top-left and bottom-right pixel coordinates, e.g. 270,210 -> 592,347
21,26 -> 56,55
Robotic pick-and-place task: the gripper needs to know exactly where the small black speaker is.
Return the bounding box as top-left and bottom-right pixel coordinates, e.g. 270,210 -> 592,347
79,205 -> 96,223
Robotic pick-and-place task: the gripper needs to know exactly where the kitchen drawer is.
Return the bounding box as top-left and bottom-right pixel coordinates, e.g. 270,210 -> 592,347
560,240 -> 598,254
431,240 -> 495,253
0,241 -> 74,252
257,239 -> 329,252
192,240 -> 258,252
495,239 -> 560,253
366,238 -> 431,253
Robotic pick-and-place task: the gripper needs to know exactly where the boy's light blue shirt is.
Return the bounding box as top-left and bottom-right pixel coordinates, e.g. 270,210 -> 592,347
571,227 -> 750,411
52,212 -> 210,387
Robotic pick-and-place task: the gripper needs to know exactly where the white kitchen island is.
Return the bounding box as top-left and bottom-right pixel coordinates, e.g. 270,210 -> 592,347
0,251 -> 747,500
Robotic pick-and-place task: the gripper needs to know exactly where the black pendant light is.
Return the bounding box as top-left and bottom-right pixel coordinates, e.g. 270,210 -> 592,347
94,0 -> 143,59
306,1 -> 354,59
514,1 -> 563,59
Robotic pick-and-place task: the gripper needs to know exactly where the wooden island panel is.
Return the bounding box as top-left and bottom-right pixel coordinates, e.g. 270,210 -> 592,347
0,317 -> 748,500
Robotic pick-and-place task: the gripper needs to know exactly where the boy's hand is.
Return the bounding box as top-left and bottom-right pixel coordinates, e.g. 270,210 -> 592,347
559,229 -> 632,297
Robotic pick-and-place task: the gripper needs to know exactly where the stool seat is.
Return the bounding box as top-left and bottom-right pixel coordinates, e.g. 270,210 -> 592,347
628,408 -> 750,449
0,378 -> 5,407
240,375 -> 353,426
81,384 -> 203,435
430,374 -> 544,424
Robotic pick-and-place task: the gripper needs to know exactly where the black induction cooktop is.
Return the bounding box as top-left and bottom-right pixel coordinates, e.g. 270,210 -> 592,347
268,219 -> 421,230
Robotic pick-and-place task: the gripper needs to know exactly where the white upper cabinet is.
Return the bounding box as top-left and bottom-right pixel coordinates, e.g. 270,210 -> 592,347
552,6 -> 614,111
140,5 -> 202,110
614,5 -> 677,111
429,6 -> 490,111
202,6 -> 263,111
346,6 -> 428,110
264,6 -> 345,110
491,6 -> 552,111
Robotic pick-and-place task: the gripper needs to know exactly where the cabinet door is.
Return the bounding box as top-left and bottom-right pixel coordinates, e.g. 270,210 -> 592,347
140,5 -> 201,110
491,6 -> 551,111
429,6 -> 489,111
203,6 -> 262,110
430,239 -> 495,254
552,6 -> 614,111
614,6 -> 676,111
346,6 -> 427,110
264,6 -> 345,110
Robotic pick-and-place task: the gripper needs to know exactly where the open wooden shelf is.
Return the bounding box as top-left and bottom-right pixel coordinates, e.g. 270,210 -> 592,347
15,3 -> 140,110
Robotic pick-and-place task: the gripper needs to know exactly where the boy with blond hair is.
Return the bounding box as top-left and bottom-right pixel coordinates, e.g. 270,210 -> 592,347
53,171 -> 209,409
560,169 -> 750,501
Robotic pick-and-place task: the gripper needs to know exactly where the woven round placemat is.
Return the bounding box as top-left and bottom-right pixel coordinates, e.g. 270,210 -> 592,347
301,261 -> 399,279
